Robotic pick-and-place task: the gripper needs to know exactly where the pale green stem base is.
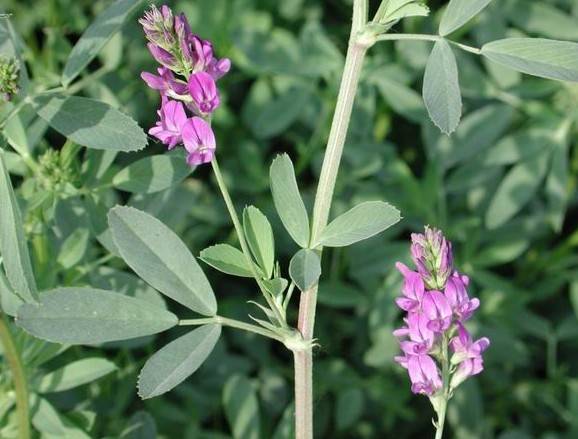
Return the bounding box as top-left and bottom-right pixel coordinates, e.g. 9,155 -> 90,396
0,313 -> 30,439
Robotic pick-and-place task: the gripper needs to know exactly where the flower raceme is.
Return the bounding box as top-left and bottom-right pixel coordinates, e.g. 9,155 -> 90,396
394,227 -> 489,406
139,4 -> 230,166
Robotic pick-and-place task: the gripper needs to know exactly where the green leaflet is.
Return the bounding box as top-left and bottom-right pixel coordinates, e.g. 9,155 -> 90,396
289,249 -> 321,291
138,324 -> 221,399
200,244 -> 253,278
422,39 -> 462,135
481,38 -> 578,82
109,206 -> 217,316
439,0 -> 492,36
243,206 -> 275,278
270,154 -> 310,248
32,94 -> 147,152
17,288 -> 178,344
316,201 -> 401,248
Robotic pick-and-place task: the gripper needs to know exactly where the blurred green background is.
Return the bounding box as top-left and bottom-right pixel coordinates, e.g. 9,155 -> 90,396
2,0 -> 578,437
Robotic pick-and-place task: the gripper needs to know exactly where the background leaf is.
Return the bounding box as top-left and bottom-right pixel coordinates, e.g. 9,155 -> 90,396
223,375 -> 261,439
61,0 -> 144,86
32,94 -> 147,152
485,151 -> 550,229
38,357 -> 117,393
113,154 -> 192,194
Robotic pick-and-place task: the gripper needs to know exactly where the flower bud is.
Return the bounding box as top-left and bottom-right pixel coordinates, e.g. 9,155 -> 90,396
411,226 -> 453,290
0,57 -> 20,101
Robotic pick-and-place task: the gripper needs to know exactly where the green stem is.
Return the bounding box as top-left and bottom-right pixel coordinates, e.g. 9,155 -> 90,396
210,159 -> 286,326
293,2 -> 370,437
0,313 -> 30,439
179,315 -> 284,342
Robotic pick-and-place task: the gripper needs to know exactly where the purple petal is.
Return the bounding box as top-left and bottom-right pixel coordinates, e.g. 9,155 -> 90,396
141,71 -> 165,90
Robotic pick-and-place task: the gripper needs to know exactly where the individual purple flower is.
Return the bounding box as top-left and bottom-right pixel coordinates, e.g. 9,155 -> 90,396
407,354 -> 442,396
450,323 -> 490,389
395,262 -> 425,312
182,117 -> 216,165
141,67 -> 188,95
422,290 -> 452,333
398,311 -> 435,355
149,97 -> 188,149
207,57 -> 231,80
444,272 -> 479,321
188,72 -> 220,114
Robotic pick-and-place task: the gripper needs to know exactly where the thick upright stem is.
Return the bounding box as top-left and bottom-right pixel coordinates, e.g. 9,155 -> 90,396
293,14 -> 370,438
0,313 -> 30,439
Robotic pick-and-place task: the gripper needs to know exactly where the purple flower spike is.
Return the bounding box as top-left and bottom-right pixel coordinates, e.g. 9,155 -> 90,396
140,4 -> 229,165
182,117 -> 216,166
394,226 -> 488,408
149,98 -> 188,149
188,72 -> 220,114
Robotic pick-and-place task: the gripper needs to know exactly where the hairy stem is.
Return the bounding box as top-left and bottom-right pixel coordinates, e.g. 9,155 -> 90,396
0,313 -> 30,439
293,2 -> 370,436
179,316 -> 284,342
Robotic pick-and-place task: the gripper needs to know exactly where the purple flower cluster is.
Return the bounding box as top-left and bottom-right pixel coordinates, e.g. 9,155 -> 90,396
394,227 -> 489,397
139,5 -> 230,166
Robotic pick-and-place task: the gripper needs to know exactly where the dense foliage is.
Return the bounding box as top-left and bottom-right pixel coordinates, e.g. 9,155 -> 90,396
1,0 -> 578,438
